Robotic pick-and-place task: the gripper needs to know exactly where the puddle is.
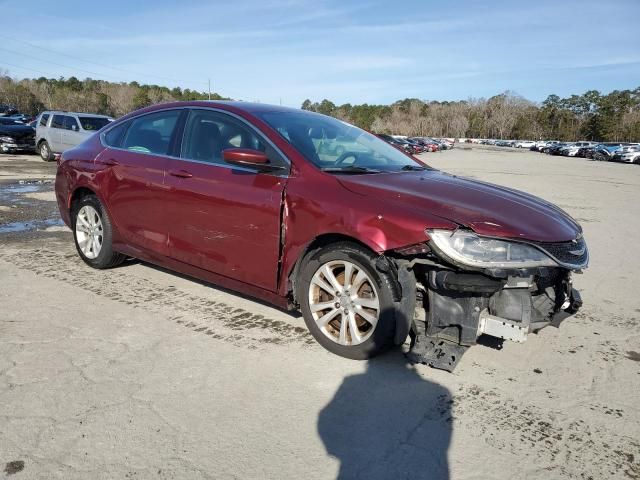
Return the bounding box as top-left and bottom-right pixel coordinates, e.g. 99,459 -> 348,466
7,185 -> 40,193
0,217 -> 64,234
0,180 -> 54,204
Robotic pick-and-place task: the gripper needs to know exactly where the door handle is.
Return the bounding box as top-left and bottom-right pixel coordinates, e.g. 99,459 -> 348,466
99,158 -> 119,166
169,169 -> 193,178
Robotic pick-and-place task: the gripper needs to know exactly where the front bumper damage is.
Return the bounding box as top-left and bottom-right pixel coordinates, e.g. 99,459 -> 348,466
390,251 -> 584,372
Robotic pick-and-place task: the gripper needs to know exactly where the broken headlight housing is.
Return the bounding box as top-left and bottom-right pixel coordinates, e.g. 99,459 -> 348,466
427,229 -> 557,269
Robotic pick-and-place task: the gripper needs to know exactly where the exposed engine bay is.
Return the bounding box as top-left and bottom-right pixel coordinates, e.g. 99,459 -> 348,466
388,230 -> 587,371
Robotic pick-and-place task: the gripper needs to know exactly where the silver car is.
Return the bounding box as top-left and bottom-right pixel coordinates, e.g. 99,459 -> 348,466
36,111 -> 112,161
612,145 -> 640,164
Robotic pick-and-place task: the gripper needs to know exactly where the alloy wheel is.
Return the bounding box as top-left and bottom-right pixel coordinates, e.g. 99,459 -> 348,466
40,143 -> 49,161
308,260 -> 380,346
75,205 -> 104,259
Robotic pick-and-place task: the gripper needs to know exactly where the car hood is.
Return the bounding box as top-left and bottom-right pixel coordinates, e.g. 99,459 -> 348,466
0,125 -> 35,135
337,170 -> 582,243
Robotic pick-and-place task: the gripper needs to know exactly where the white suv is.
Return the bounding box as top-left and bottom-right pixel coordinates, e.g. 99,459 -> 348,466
36,111 -> 112,161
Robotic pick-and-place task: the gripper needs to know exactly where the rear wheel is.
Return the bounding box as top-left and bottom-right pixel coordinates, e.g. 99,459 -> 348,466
297,242 -> 398,360
72,195 -> 126,269
39,141 -> 53,161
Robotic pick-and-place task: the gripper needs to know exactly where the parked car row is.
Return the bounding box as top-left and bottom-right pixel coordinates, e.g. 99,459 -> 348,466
462,137 -> 639,164
374,135 -> 453,154
0,109 -> 113,159
531,140 -> 640,164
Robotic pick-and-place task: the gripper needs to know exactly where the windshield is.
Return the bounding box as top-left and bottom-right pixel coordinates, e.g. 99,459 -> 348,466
256,110 -> 429,173
79,116 -> 111,131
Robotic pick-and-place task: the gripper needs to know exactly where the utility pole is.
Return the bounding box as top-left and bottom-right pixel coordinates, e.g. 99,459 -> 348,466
208,78 -> 211,100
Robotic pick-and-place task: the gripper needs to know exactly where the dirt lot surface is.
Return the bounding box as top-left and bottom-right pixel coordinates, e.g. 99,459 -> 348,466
0,149 -> 638,479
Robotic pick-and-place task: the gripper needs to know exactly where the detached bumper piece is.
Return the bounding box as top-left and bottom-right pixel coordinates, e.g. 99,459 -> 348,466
407,322 -> 468,372
407,268 -> 582,372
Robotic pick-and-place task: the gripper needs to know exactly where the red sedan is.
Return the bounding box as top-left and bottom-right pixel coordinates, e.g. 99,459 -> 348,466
55,101 -> 587,370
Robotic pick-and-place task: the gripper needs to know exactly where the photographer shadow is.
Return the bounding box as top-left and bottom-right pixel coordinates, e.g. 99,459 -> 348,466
318,351 -> 452,480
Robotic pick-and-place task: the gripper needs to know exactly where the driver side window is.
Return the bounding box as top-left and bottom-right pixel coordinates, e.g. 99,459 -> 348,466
181,109 -> 270,166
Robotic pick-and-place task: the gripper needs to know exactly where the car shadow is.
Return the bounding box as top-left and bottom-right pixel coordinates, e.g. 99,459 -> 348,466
138,260 -> 303,318
318,352 -> 452,479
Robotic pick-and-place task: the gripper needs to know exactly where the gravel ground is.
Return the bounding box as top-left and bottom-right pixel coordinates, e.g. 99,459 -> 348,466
0,149 -> 638,480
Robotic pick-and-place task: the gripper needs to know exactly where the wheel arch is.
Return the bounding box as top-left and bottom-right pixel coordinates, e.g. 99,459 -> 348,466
69,186 -> 97,212
287,233 -> 398,306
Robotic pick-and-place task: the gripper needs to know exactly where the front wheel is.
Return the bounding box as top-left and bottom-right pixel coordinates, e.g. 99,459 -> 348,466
39,141 -> 53,161
72,195 -> 126,269
297,242 -> 398,360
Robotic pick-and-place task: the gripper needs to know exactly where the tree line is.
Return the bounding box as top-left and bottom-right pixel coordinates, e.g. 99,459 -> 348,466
0,71 -> 637,141
0,73 -> 227,118
302,88 -> 640,141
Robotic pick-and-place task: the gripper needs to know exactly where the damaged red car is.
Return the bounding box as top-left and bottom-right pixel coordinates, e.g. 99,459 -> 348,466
55,102 -> 587,370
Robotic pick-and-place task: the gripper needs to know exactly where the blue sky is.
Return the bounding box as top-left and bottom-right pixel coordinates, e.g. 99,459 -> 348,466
3,0 -> 640,106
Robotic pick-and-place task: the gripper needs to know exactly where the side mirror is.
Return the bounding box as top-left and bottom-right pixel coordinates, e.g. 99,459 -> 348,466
223,148 -> 281,171
71,124 -> 78,131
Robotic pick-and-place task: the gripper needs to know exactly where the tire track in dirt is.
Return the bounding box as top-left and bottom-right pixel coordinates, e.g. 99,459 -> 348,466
0,247 -> 314,349
449,385 -> 639,479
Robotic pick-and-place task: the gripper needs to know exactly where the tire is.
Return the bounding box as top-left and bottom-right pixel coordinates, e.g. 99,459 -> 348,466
297,242 -> 398,360
71,194 -> 126,269
39,141 -> 53,162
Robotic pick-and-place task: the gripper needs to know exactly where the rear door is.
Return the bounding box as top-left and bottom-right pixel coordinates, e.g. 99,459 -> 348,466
164,108 -> 288,291
97,109 -> 184,256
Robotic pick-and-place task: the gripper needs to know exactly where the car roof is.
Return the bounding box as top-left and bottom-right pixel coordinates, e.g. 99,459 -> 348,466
185,101 -> 300,114
109,100 -> 316,125
122,101 -> 303,118
41,111 -> 112,118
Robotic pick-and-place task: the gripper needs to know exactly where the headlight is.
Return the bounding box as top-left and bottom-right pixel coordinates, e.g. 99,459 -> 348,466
427,229 -> 557,268
0,136 -> 15,142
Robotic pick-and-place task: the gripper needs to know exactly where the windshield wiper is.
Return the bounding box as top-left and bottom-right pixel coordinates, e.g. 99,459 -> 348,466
400,165 -> 427,171
321,166 -> 381,174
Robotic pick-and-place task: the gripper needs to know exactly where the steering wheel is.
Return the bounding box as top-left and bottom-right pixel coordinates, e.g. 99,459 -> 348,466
334,151 -> 360,166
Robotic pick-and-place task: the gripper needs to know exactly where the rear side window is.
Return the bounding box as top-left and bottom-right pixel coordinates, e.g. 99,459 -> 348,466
121,110 -> 181,155
63,116 -> 79,131
79,116 -> 111,131
51,115 -> 65,129
103,122 -> 129,148
39,114 -> 49,127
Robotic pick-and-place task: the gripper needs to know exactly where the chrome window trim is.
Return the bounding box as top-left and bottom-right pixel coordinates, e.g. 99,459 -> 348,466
99,106 -> 290,178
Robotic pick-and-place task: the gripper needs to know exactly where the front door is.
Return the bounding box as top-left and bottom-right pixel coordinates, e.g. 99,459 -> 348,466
164,109 -> 288,292
61,116 -> 84,150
